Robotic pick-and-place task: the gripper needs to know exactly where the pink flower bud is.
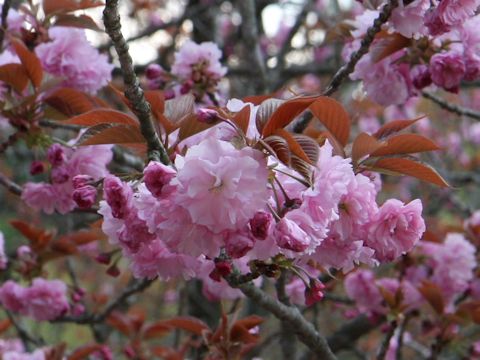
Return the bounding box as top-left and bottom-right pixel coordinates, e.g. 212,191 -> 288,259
215,261 -> 232,277
73,185 -> 97,209
145,63 -> 164,79
47,144 -> 66,167
274,217 -> 309,253
197,108 -> 219,124
95,252 -> 112,265
72,303 -> 85,316
249,211 -> 273,240
180,81 -> 192,94
143,161 -> 176,198
29,161 -> 44,175
225,232 -> 254,258
305,279 -> 325,307
72,175 -> 94,189
103,176 -> 132,219
412,65 -> 432,90
164,89 -> 175,99
106,264 -> 120,277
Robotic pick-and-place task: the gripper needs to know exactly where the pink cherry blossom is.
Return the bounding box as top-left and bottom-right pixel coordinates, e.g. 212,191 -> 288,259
35,27 -> 114,94
173,137 -> 269,233
429,52 -> 466,92
366,199 -> 425,262
171,40 -> 226,81
143,161 -> 176,198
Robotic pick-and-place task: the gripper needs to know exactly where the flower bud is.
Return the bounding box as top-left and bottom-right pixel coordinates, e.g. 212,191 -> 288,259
30,161 -> 44,175
47,144 -> 66,167
143,161 -> 176,198
197,108 -> 219,124
73,185 -> 97,209
249,211 -> 273,240
305,279 -> 325,307
145,63 -> 164,79
72,175 -> 94,189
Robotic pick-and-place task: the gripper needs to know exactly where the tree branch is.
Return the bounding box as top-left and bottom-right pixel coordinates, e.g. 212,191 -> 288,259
293,0 -> 398,133
322,0 -> 399,96
237,0 -> 268,93
0,171 -> 22,195
327,314 -> 383,353
0,0 -> 11,50
422,91 -> 480,120
227,276 -> 337,360
54,278 -> 153,324
103,0 -> 170,164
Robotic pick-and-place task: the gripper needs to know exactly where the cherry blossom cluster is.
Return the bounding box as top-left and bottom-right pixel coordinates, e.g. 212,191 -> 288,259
347,1 -> 480,105
145,40 -> 227,103
97,111 -> 425,303
22,144 -> 112,214
0,278 -> 70,321
345,231 -> 477,316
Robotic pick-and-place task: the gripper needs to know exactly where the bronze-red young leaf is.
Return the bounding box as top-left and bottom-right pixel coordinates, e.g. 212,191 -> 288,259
308,96 -> 350,146
370,158 -> 449,187
370,134 -> 440,157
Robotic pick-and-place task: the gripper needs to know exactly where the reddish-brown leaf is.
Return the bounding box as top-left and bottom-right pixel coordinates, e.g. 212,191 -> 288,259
79,124 -> 144,146
107,312 -> 133,336
275,128 -> 311,164
262,96 -> 317,137
370,158 -> 449,187
45,88 -> 101,117
255,98 -> 284,134
43,0 -> 104,15
232,105 -> 251,135
150,346 -> 183,360
53,14 -> 102,31
351,132 -> 385,163
0,319 -> 11,334
164,94 -> 195,125
418,281 -> 445,315
178,113 -> 217,141
162,317 -> 209,336
373,116 -> 425,139
370,134 -> 440,157
142,321 -> 173,340
10,220 -> 53,252
11,39 -> 43,88
309,96 -> 350,146
145,90 -> 165,119
291,155 -> 313,184
58,230 -> 101,246
243,94 -> 273,105
0,63 -> 29,93
232,315 -> 263,330
371,32 -> 411,63
44,343 -> 66,360
262,136 -> 291,165
292,134 -> 320,164
64,109 -> 138,127
67,344 -> 104,360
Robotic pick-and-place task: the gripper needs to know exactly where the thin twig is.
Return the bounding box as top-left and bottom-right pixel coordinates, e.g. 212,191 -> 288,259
227,275 -> 337,360
323,0 -> 399,96
5,311 -> 43,350
0,0 -> 11,50
377,321 -> 397,360
327,314 -> 384,353
0,171 -> 22,195
275,272 -> 297,360
54,278 -> 154,324
293,0 -> 399,133
422,90 -> 480,120
103,0 -> 170,164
